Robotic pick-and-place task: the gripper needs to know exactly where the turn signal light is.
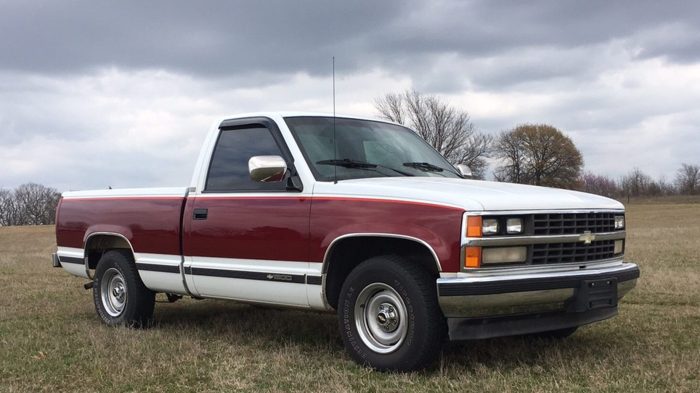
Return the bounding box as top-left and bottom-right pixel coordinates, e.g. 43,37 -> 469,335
464,246 -> 481,268
466,216 -> 482,237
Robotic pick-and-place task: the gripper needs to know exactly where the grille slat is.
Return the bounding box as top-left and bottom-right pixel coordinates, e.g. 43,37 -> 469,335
533,212 -> 616,235
531,240 -> 615,265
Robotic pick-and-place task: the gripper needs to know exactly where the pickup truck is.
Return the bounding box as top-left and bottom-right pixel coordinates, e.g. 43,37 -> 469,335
52,112 -> 639,371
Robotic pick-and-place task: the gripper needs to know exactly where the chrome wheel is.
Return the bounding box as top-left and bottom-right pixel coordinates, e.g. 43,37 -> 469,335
101,268 -> 127,317
354,283 -> 408,354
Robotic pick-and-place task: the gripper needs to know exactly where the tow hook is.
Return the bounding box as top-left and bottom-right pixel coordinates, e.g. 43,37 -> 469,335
83,281 -> 94,290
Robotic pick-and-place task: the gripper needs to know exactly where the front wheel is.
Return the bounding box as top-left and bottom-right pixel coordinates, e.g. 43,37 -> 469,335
93,250 -> 155,327
337,255 -> 446,371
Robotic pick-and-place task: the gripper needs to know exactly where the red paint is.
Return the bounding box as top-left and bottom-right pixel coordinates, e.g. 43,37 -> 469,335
56,195 -> 464,272
183,195 -> 311,261
309,198 -> 463,272
56,197 -> 185,255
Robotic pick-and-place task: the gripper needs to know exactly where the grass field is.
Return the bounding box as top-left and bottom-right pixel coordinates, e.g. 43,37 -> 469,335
1,201 -> 699,392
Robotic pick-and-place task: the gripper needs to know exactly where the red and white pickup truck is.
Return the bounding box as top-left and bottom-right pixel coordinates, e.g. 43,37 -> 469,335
53,112 -> 639,371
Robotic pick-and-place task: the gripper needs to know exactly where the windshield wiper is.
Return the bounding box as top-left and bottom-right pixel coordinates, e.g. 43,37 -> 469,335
403,161 -> 461,177
317,159 -> 376,168
317,159 -> 413,176
403,162 -> 446,172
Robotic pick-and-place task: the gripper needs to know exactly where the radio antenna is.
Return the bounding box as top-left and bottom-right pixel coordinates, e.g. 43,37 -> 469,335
332,56 -> 338,184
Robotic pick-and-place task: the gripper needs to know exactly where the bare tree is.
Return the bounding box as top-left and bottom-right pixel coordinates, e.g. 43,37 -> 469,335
675,163 -> 700,195
0,189 -> 15,226
580,172 -> 620,197
620,168 -> 653,198
493,124 -> 583,189
655,176 -> 677,196
375,90 -> 492,179
0,183 -> 61,226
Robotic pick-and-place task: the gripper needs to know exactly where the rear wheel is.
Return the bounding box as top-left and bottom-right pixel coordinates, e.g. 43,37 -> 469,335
93,250 -> 155,327
337,255 -> 445,371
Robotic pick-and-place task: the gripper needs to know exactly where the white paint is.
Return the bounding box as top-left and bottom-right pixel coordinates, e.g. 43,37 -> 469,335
56,246 -> 88,278
313,176 -> 624,211
134,253 -> 186,294
188,255 -> 323,308
306,276 -> 327,310
189,277 -> 309,307
62,187 -> 187,199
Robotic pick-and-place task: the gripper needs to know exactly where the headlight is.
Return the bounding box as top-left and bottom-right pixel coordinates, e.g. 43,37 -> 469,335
482,218 -> 499,235
506,218 -> 523,234
614,215 -> 625,230
482,246 -> 527,265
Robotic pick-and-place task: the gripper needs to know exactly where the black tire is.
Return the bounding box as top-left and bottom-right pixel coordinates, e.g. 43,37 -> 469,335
530,326 -> 578,339
337,255 -> 446,371
93,250 -> 155,327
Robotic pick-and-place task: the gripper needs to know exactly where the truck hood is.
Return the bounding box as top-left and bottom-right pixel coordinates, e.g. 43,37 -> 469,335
313,177 -> 624,211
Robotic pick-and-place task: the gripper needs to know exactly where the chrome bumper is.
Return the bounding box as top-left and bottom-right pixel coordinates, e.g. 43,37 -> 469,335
437,262 -> 639,339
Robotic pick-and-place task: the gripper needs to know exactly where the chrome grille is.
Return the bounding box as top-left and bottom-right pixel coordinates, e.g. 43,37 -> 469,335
531,240 -> 615,264
533,212 -> 617,235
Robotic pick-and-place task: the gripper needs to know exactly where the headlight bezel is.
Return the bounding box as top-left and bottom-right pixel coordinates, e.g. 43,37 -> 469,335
478,215 -> 526,236
614,215 -> 625,230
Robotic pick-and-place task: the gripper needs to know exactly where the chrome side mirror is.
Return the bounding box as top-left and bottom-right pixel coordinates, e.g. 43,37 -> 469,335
455,164 -> 473,178
248,155 -> 287,182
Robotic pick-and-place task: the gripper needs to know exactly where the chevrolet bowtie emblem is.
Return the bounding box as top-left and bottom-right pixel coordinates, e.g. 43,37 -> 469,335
579,230 -> 596,244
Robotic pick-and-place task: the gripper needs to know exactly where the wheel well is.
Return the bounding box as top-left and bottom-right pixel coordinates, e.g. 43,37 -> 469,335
84,234 -> 133,269
323,236 -> 440,309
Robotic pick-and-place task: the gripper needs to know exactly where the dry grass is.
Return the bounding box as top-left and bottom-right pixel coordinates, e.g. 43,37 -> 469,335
1,202 -> 699,392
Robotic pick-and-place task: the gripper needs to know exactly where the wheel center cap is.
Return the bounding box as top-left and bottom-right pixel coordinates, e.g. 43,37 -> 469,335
112,284 -> 125,300
376,303 -> 399,332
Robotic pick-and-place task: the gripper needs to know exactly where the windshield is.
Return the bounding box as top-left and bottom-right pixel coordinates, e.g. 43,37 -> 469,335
284,116 -> 461,181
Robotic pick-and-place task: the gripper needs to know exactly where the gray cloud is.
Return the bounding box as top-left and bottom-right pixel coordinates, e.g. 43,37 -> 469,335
1,0 -> 699,189
2,1 -> 698,82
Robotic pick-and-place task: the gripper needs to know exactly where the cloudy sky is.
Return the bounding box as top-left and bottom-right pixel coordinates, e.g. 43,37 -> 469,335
1,0 -> 698,191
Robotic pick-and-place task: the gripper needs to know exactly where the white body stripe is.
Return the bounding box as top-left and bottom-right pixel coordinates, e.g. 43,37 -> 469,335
189,256 -> 318,275
57,248 -> 326,309
134,253 -> 186,294
187,256 -> 323,308
62,187 -> 187,199
135,253 -> 181,266
56,246 -> 88,278
189,277 -> 309,307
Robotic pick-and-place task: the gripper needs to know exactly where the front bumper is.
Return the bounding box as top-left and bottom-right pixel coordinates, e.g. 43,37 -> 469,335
437,262 -> 640,340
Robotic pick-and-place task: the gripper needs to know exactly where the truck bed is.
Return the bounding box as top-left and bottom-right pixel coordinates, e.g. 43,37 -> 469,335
55,187 -> 188,282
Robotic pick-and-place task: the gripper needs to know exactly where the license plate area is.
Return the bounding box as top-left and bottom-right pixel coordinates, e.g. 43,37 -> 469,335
569,278 -> 618,312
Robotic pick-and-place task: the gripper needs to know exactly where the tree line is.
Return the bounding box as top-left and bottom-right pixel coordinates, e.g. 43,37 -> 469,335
375,89 -> 699,197
0,183 -> 61,226
582,164 -> 700,198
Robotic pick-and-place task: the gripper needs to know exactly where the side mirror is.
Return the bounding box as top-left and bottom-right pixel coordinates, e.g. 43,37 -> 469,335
455,164 -> 473,178
248,155 -> 287,182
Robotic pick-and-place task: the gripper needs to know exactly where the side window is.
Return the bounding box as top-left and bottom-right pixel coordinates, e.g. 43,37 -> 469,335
205,126 -> 287,192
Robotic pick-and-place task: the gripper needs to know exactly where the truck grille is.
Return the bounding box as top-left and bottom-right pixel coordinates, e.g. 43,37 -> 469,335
531,240 -> 616,264
533,212 -> 616,235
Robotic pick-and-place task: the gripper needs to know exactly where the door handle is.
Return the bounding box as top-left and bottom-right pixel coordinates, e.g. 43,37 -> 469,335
193,208 -> 208,220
